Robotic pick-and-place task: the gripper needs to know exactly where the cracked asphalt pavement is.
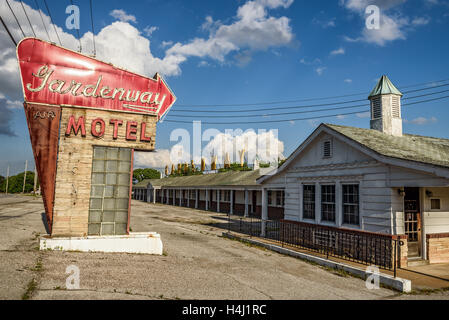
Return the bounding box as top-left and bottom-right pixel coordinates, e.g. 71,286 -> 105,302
1,194 -> 448,300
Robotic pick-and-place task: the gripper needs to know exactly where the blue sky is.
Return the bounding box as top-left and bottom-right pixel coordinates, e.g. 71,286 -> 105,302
1,0 -> 449,173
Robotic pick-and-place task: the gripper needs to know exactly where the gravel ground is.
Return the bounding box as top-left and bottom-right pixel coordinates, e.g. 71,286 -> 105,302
0,194 -> 447,300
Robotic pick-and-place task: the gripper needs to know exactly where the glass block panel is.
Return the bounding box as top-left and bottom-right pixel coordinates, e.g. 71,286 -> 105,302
115,223 -> 127,235
106,173 -> 117,185
107,147 -> 118,160
115,211 -> 128,223
106,160 -> 117,172
88,223 -> 101,235
92,160 -> 104,172
91,185 -> 104,197
92,173 -> 104,185
118,161 -> 131,173
117,186 -> 129,198
119,148 -> 131,161
117,173 -> 130,185
89,210 -> 101,223
93,147 -> 106,159
116,198 -> 129,210
103,198 -> 115,210
104,186 -> 114,197
102,211 -> 115,222
101,223 -> 114,235
89,198 -> 102,210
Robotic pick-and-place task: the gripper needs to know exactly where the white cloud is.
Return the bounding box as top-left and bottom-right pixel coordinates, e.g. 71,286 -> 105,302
315,66 -> 326,75
356,111 -> 370,118
404,116 -> 437,125
412,17 -> 430,26
344,78 -> 353,83
110,9 -> 137,23
340,0 -> 428,46
330,47 -> 345,55
143,26 -> 158,37
160,40 -> 173,48
166,0 -> 294,64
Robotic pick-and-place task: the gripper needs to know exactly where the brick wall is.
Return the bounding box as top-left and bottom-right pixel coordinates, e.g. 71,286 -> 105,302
427,233 -> 449,264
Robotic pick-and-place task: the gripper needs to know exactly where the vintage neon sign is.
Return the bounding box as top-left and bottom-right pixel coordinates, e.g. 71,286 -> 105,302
17,37 -> 176,120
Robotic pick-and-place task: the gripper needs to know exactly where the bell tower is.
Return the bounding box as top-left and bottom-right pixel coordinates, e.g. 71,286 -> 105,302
368,75 -> 403,137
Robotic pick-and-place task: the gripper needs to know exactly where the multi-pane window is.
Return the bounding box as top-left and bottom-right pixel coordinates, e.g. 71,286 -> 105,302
321,185 -> 336,222
89,146 -> 131,236
343,184 -> 359,225
276,190 -> 285,207
267,190 -> 272,205
190,190 -> 196,200
223,190 -> 231,202
303,185 -> 315,219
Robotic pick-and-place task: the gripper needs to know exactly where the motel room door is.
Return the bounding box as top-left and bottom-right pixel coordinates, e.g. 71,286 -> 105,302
404,187 -> 422,258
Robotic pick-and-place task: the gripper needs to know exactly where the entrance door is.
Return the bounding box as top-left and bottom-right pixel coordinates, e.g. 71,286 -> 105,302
404,187 -> 422,257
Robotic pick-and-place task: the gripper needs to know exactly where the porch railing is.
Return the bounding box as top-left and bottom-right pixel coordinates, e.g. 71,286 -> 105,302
226,215 -> 402,276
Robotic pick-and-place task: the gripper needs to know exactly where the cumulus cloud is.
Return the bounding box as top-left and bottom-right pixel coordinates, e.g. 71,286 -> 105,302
110,9 -> 137,23
143,26 -> 158,36
134,129 -> 285,169
166,0 -> 294,63
404,116 -> 437,125
340,0 -> 428,46
330,47 -> 345,55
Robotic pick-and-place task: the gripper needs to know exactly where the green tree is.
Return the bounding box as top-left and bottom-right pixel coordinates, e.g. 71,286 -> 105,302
0,171 -> 39,193
133,168 -> 161,182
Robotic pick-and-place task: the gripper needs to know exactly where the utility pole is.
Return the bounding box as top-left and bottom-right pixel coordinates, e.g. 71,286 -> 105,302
22,160 -> 28,194
33,165 -> 37,196
5,166 -> 9,195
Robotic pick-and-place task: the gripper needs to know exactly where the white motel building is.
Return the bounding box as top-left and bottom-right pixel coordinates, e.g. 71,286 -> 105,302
134,76 -> 449,266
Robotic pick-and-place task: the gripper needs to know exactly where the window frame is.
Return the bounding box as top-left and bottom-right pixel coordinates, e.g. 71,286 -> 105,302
342,184 -> 360,226
303,184 -> 315,220
321,184 -> 336,223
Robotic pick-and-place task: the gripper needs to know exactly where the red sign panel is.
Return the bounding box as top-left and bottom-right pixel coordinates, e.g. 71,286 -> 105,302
17,38 -> 176,120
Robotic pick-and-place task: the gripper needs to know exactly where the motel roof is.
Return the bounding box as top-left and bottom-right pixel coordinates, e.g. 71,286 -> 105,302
326,124 -> 449,169
134,169 -> 264,189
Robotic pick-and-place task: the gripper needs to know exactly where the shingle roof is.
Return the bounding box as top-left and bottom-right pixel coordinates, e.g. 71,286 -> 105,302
133,179 -> 152,188
145,169 -> 263,188
368,75 -> 402,98
325,124 -> 449,168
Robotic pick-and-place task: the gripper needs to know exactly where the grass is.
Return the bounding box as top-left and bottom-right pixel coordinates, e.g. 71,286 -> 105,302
22,278 -> 37,300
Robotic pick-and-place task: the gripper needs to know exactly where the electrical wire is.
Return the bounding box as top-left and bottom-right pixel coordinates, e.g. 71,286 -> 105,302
20,0 -> 36,37
34,0 -> 51,42
89,0 -> 96,56
70,0 -> 82,52
43,0 -> 62,46
0,14 -> 17,46
163,95 -> 449,125
167,89 -> 449,119
173,78 -> 449,108
171,83 -> 449,114
5,0 -> 26,38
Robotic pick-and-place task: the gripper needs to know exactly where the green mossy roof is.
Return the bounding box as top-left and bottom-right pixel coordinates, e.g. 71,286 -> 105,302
144,169 -> 263,188
326,124 -> 449,168
368,75 -> 402,98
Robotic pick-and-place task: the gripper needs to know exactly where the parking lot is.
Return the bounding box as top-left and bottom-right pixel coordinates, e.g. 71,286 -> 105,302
0,194 -> 448,300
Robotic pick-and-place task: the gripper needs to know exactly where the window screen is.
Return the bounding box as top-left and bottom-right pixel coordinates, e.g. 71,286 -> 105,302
343,184 -> 359,225
321,185 -> 336,222
303,185 -> 315,219
88,146 -> 131,236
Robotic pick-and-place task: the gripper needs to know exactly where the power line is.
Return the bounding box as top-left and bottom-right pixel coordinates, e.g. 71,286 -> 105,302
34,0 -> 51,42
6,0 -> 26,38
171,83 -> 449,114
173,78 -> 449,108
163,95 -> 449,125
89,0 -> 96,56
70,0 -> 82,52
0,14 -> 17,46
167,89 -> 449,119
43,0 -> 62,46
20,0 -> 36,37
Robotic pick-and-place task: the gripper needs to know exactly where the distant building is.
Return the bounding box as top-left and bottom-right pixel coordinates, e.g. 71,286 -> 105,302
132,169 -> 284,219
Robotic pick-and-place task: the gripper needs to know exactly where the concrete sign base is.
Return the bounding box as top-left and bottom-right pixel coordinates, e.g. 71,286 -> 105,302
39,232 -> 163,255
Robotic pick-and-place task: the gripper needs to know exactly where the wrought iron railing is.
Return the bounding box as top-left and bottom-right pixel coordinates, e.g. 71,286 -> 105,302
226,215 -> 402,276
